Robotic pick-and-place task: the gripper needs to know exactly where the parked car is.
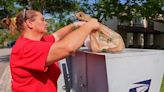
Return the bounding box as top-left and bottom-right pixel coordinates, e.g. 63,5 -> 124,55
7,40 -> 16,48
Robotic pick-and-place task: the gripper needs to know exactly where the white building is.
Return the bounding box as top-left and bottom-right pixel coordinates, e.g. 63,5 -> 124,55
103,17 -> 164,49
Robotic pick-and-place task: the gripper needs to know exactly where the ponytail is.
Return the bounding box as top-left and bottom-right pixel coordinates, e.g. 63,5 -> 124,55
0,17 -> 17,35
0,9 -> 38,34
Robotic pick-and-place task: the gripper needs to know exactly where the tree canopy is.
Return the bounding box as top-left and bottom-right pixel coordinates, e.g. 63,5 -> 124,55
0,0 -> 78,18
80,0 -> 164,22
0,0 -> 164,46
1,0 -> 164,25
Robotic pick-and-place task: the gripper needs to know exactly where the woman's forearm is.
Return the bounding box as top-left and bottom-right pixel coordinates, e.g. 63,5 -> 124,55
52,23 -> 75,41
46,24 -> 93,65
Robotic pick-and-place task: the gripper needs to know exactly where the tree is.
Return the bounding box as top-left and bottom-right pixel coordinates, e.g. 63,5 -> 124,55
1,0 -> 164,29
0,0 -> 82,31
87,0 -> 164,23
0,0 -> 19,19
0,0 -> 80,18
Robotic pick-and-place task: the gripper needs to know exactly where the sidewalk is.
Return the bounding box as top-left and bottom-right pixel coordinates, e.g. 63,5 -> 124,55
0,48 -> 11,92
0,48 -> 12,56
0,65 -> 11,92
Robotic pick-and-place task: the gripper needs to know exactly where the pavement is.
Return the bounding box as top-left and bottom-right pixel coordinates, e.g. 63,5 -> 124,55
0,48 -> 66,92
0,48 -> 12,92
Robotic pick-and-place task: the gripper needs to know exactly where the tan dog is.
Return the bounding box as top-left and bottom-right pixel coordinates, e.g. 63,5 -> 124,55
76,12 -> 125,52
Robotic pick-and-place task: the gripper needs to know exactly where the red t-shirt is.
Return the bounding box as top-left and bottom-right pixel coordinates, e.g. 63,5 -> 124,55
10,35 -> 61,92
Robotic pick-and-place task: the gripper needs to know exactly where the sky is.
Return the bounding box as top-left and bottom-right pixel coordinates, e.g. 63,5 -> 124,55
88,0 -> 126,4
44,0 -> 126,19
120,0 -> 126,4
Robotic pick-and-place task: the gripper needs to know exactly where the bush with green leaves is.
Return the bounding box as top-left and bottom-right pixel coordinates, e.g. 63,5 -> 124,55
0,29 -> 19,46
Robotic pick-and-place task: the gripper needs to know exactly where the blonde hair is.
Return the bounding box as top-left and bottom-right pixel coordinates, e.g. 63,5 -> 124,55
0,17 -> 17,35
0,9 -> 39,34
16,9 -> 38,32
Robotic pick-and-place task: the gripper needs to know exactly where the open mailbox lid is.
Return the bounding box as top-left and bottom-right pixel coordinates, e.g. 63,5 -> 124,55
66,48 -> 164,92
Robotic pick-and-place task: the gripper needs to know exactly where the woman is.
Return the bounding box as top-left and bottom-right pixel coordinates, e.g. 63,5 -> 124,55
10,9 -> 99,92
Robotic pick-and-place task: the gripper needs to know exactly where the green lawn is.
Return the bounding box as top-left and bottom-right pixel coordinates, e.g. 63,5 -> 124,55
160,75 -> 164,92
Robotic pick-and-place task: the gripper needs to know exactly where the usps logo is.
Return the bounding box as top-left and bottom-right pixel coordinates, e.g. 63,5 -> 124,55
129,79 -> 151,92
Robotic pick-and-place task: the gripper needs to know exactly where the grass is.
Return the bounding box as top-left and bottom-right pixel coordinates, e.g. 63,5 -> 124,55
160,75 -> 164,92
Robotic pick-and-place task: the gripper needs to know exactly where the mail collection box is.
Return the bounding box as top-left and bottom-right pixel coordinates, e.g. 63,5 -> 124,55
66,48 -> 164,92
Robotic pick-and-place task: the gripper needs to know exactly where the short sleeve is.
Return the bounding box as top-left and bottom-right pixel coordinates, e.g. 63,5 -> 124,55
41,35 -> 55,42
20,41 -> 53,72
